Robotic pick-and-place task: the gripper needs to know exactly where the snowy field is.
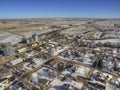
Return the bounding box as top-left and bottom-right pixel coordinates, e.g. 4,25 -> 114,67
95,39 -> 120,43
50,78 -> 83,90
0,30 -> 22,45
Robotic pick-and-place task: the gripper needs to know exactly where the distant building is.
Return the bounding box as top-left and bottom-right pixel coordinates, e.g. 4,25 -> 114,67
29,37 -> 34,43
26,38 -> 30,44
3,42 -> 14,56
32,33 -> 38,42
25,33 -> 39,44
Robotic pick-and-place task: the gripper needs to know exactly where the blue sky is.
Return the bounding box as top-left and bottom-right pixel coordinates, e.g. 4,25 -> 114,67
0,0 -> 120,18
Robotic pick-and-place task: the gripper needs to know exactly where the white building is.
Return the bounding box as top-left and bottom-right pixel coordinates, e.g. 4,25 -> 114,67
32,33 -> 38,42
10,58 -> 23,66
17,48 -> 27,53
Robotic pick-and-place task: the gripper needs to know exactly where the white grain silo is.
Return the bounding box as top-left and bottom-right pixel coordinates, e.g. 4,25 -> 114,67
32,33 -> 38,42
4,42 -> 14,56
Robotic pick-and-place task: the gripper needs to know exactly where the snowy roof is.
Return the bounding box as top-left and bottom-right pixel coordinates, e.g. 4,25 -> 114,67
72,65 -> 90,78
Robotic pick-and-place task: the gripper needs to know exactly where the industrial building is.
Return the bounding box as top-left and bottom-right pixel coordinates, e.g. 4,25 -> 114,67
32,33 -> 38,42
25,33 -> 38,44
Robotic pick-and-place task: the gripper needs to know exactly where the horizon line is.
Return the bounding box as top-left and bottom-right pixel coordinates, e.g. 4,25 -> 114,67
0,17 -> 120,20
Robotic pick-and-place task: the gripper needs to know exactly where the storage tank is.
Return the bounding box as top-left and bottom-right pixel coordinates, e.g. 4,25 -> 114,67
26,38 -> 30,44
4,42 -> 14,56
29,37 -> 34,43
32,33 -> 38,42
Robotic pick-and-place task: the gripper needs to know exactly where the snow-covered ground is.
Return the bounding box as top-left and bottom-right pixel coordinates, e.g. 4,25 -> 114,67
54,46 -> 68,55
33,58 -> 44,67
95,39 -> 120,43
0,30 -> 22,45
31,67 -> 55,85
103,33 -> 120,38
50,78 -> 83,90
72,65 -> 90,78
23,62 -> 33,70
24,57 -> 46,70
0,35 -> 22,45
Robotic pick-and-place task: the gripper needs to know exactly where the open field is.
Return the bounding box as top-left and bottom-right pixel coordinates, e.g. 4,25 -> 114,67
0,18 -> 120,45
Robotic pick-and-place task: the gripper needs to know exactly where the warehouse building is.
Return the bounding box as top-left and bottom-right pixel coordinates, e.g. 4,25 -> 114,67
9,58 -> 23,66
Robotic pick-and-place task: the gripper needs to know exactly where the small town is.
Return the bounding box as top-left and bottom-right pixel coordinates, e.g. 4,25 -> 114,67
0,18 -> 120,90
0,0 -> 120,90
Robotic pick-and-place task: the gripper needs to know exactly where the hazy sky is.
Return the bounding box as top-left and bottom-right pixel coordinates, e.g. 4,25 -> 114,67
0,0 -> 120,18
